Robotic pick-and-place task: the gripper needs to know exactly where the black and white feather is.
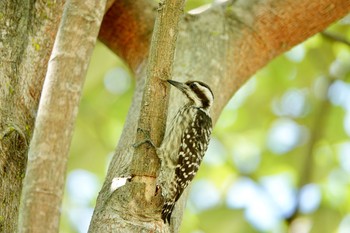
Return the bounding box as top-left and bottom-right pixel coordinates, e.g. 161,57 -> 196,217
157,80 -> 214,223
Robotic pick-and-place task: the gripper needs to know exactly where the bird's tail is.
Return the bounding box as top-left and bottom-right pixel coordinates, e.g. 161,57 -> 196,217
161,202 -> 176,224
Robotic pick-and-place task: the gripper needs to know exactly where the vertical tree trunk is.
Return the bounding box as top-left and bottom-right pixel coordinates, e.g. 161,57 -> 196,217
89,0 -> 186,232
18,1 -> 107,232
0,1 -> 65,232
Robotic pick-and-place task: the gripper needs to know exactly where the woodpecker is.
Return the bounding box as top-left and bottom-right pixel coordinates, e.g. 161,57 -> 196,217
156,79 -> 214,223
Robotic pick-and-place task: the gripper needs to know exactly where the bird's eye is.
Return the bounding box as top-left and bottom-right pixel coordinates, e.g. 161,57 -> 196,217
189,83 -> 196,89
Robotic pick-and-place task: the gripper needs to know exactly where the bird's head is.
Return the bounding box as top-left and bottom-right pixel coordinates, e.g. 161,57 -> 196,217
167,80 -> 214,110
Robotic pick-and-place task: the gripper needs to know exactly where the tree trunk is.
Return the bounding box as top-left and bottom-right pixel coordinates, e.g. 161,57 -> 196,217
17,1 -> 107,232
0,1 -> 65,232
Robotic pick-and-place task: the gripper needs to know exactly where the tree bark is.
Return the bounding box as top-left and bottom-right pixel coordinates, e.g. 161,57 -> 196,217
0,1 -> 65,232
90,0 -> 350,232
17,1 -> 107,232
89,0 -> 186,232
98,0 -> 156,71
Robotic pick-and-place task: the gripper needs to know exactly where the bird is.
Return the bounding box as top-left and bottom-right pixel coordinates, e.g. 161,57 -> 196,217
156,79 -> 214,224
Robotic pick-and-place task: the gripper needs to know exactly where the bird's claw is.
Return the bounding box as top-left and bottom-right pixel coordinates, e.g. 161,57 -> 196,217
133,128 -> 156,148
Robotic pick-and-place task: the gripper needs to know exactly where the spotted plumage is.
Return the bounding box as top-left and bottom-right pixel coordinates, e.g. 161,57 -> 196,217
156,80 -> 213,223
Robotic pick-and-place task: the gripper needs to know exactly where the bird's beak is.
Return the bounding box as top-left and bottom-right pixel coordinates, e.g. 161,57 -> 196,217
167,80 -> 186,92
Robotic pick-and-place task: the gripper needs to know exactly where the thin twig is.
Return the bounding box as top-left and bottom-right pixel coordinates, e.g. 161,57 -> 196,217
321,31 -> 350,47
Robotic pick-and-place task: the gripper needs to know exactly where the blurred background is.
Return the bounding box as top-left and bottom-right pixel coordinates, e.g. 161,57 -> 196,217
59,1 -> 350,232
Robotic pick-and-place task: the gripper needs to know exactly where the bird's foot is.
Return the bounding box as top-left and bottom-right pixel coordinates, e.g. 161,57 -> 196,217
133,128 -> 156,148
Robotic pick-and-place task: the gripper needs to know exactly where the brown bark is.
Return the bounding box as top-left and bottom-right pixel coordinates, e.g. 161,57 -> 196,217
17,1 -> 107,232
99,0 -> 156,71
90,0 -> 350,232
0,1 -> 65,232
89,1 -> 186,232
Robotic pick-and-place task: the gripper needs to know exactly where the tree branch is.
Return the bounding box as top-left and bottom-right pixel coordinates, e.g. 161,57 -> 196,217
174,0 -> 350,120
17,1 -> 107,232
89,0 -> 186,232
322,31 -> 350,47
224,0 -> 350,82
131,0 -> 186,228
98,0 -> 156,72
286,76 -> 333,225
